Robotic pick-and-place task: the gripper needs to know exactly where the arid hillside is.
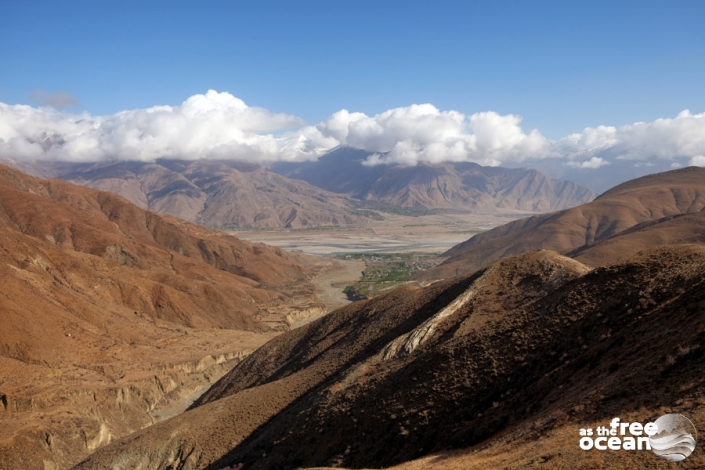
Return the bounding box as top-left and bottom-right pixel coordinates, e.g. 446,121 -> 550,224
0,164 -> 331,469
0,158 -> 373,229
75,245 -> 705,470
273,146 -> 596,211
421,166 -> 705,279
567,210 -> 705,267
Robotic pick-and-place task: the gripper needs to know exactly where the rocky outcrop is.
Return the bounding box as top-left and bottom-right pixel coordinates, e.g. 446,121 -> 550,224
0,350 -> 251,470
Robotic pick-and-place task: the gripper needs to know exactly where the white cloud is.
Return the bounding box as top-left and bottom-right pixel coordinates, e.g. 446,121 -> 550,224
308,105 -> 549,167
301,106 -> 705,169
557,110 -> 705,164
566,156 -> 609,169
689,155 -> 705,167
555,125 -> 617,158
0,90 -> 303,162
2,91 -> 705,172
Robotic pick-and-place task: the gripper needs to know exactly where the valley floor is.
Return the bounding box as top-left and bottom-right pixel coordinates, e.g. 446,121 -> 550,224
228,210 -> 527,254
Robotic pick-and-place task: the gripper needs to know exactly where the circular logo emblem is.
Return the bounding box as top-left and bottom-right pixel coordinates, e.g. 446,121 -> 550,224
649,413 -> 697,461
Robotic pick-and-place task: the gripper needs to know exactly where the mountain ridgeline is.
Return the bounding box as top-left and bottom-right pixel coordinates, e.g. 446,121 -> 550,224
3,148 -> 595,229
71,166 -> 705,470
1,158 -> 370,229
1,163 -> 704,470
272,146 -> 596,211
420,166 -> 705,280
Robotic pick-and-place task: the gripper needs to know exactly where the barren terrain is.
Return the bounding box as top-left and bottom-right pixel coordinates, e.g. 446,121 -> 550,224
229,210 -> 526,255
4,165 -> 705,470
0,164 -> 360,470
1,155 -> 593,230
421,166 -> 705,279
273,146 -> 596,211
75,245 -> 705,470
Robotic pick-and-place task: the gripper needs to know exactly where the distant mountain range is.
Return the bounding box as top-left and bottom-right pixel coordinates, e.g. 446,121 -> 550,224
272,146 -> 596,212
2,158 -> 371,229
2,147 -> 596,228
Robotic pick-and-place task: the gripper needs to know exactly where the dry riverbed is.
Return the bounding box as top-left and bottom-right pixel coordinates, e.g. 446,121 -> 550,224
231,210 -> 532,302
228,210 -> 527,255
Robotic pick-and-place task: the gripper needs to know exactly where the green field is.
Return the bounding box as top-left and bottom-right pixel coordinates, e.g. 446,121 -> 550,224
334,252 -> 439,300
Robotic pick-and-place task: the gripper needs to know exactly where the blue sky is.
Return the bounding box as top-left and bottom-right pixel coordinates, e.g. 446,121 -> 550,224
2,0 -> 704,138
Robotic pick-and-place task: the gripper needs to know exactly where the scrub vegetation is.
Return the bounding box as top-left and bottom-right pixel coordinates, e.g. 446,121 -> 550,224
337,252 -> 439,299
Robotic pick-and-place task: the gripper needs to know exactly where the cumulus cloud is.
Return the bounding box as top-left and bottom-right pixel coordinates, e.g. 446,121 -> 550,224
690,155 -> 705,167
28,89 -> 79,109
0,93 -> 551,165
0,90 -> 304,162
557,110 -> 705,164
300,106 -> 705,169
566,156 -> 609,169
2,90 -> 705,171
302,105 -> 549,167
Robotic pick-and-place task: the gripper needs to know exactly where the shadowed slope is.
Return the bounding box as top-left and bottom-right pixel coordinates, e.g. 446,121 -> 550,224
568,210 -> 705,267
76,246 -> 705,469
72,279 -> 478,469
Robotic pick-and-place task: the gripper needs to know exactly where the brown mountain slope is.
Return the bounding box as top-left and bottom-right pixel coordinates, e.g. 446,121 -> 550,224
0,158 -> 372,229
0,164 -> 326,469
272,146 -> 596,211
422,166 -> 705,279
359,162 -> 595,212
568,210 -> 705,267
0,163 -> 314,329
75,245 -> 705,470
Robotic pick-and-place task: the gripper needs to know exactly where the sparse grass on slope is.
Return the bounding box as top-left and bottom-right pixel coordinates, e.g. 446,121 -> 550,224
74,245 -> 705,470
